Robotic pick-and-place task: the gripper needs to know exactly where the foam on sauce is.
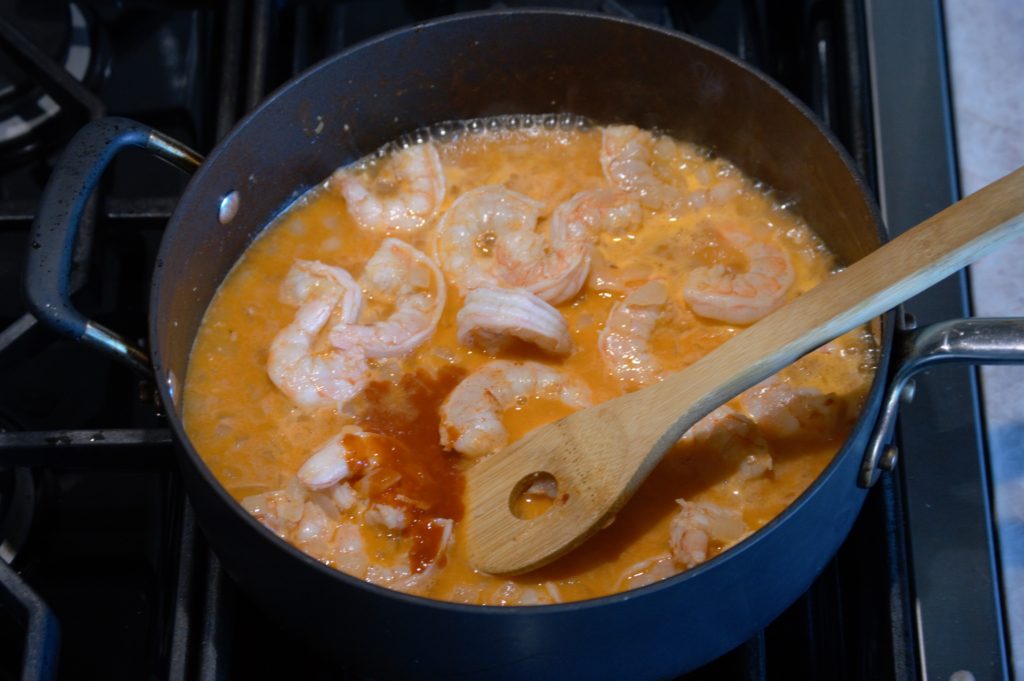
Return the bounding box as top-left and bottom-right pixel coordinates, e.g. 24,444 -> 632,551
183,122 -> 877,605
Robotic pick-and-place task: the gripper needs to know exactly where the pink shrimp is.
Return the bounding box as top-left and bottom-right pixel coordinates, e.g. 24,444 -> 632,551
439,360 -> 592,458
683,222 -> 795,325
456,287 -> 572,355
600,125 -> 681,210
267,260 -> 368,410
434,185 -> 590,305
331,141 -> 445,234
599,280 -> 668,388
330,238 -> 445,358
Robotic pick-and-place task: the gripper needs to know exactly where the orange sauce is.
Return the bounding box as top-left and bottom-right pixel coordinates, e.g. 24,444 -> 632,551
357,369 -> 465,572
183,122 -> 877,605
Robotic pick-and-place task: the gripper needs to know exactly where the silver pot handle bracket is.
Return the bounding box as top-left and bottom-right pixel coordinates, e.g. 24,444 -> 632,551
859,314 -> 1024,487
25,118 -> 203,376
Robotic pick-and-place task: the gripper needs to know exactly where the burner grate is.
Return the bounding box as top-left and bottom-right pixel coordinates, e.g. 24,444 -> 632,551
0,1 -> 104,169
0,559 -> 59,681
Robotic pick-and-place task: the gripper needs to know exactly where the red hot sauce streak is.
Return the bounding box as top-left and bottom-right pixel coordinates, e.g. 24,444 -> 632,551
354,367 -> 466,573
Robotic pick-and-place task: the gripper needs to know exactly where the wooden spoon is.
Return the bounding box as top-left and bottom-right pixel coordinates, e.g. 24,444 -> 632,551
465,165 -> 1024,576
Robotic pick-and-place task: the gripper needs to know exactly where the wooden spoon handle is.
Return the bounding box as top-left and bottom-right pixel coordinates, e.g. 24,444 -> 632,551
634,165 -> 1024,450
466,165 -> 1024,576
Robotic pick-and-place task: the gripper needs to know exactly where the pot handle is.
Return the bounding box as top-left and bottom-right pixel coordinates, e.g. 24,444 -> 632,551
25,117 -> 203,377
859,316 -> 1024,487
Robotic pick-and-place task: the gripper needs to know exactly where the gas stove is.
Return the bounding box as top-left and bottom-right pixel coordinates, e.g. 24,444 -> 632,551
0,1 -> 1008,679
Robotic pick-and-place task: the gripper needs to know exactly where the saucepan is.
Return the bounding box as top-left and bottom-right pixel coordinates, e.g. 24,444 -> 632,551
24,10 -> 1024,680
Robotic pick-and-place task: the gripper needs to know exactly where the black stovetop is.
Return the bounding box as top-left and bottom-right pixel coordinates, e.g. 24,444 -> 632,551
0,1 -> 1009,679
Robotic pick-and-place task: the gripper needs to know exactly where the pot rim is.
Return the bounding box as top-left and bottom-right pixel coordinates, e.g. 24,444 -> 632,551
150,7 -> 893,616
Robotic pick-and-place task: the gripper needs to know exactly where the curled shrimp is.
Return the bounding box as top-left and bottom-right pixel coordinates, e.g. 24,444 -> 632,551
739,380 -> 846,440
683,222 -> 795,325
680,406 -> 774,484
241,479 -> 307,538
267,260 -> 368,410
297,425 -> 370,490
599,280 -> 668,388
456,287 -> 572,355
669,499 -> 747,569
278,259 -> 363,317
365,503 -> 408,532
365,518 -> 454,595
242,479 -> 371,578
330,238 -> 446,358
331,141 -> 446,234
439,360 -> 592,458
435,185 -> 589,305
490,189 -> 640,304
550,188 -> 642,245
601,125 -> 681,210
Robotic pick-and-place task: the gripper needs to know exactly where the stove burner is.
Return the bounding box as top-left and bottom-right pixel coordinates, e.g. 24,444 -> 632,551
0,1 -> 97,167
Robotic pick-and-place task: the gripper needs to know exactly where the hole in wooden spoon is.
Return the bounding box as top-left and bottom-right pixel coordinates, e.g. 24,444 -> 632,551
509,471 -> 559,520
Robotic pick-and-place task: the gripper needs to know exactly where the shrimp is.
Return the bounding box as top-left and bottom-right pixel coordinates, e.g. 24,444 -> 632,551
241,479 -> 306,538
495,583 -> 563,606
683,222 -> 795,325
601,125 -> 681,210
614,554 -> 678,592
243,479 -> 372,578
680,406 -> 774,483
739,381 -> 846,440
456,287 -> 571,355
365,518 -> 454,595
267,260 -> 368,410
330,482 -> 359,512
295,500 -> 331,546
294,498 -> 364,571
483,581 -> 562,606
488,189 -> 647,303
494,189 -> 640,304
550,188 -> 643,245
332,522 -> 369,577
330,238 -> 446,358
439,360 -> 592,458
365,503 -> 408,532
599,280 -> 668,388
435,185 -> 589,305
669,499 -> 747,569
330,141 -> 445,234
278,259 -> 363,318
435,185 -> 542,291
297,425 -> 369,490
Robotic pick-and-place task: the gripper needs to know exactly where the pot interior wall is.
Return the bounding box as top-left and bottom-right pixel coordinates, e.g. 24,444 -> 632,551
154,10 -> 881,432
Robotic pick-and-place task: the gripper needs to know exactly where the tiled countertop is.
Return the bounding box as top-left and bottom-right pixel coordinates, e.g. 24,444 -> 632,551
945,0 -> 1024,675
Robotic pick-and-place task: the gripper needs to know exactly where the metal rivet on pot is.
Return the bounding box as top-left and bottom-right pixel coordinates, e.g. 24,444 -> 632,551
219,191 -> 240,224
879,444 -> 899,472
